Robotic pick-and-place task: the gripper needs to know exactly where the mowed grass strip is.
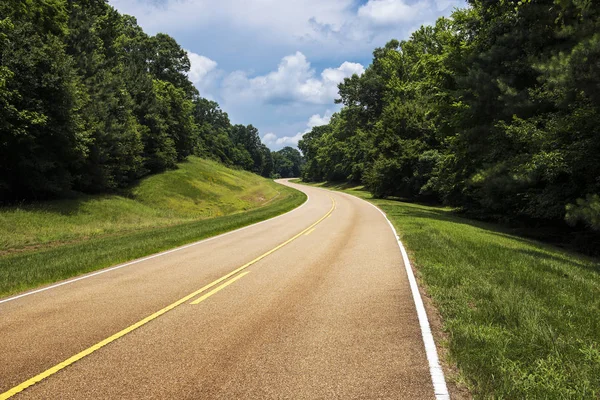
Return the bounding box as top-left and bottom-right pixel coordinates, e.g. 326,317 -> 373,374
0,159 -> 306,298
297,181 -> 600,399
0,185 -> 304,298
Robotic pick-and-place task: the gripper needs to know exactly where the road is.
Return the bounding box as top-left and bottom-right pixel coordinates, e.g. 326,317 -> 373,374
0,180 -> 444,399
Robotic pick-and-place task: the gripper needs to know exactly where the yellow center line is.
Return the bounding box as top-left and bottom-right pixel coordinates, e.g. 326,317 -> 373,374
304,228 -> 316,236
0,195 -> 336,400
190,271 -> 250,305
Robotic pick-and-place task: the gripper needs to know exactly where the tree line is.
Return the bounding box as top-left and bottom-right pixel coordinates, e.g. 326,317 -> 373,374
300,0 -> 600,245
0,0 -> 302,203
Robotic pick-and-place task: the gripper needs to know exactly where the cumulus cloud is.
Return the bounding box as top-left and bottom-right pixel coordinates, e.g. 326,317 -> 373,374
111,0 -> 354,45
358,0 -> 425,25
262,110 -> 335,149
184,50 -> 223,99
261,133 -> 279,147
223,52 -> 364,105
262,131 -> 304,148
111,0 -> 465,64
263,131 -> 306,148
186,50 -> 218,84
308,110 -> 334,128
298,62 -> 365,103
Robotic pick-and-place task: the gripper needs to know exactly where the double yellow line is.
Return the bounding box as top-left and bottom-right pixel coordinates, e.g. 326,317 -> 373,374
190,270 -> 250,305
0,196 -> 336,399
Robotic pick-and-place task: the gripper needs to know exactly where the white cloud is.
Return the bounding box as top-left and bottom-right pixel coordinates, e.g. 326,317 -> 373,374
223,52 -> 364,105
262,131 -> 304,147
298,62 -> 365,103
186,50 -> 217,84
276,132 -> 305,147
262,133 -> 278,146
308,110 -> 334,128
111,0 -> 465,64
111,0 -> 354,46
262,110 -> 334,149
322,62 -> 365,83
358,0 -> 426,25
184,50 -> 224,100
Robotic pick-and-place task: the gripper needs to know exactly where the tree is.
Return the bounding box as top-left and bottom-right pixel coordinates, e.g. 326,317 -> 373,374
147,33 -> 197,98
65,0 -> 144,191
230,124 -> 269,174
153,79 -> 196,162
298,125 -> 328,182
0,0 -> 89,200
273,147 -> 303,178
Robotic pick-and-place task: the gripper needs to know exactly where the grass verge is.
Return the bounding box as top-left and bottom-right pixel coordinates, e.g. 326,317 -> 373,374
1,157 -> 282,252
0,173 -> 305,299
295,180 -> 600,399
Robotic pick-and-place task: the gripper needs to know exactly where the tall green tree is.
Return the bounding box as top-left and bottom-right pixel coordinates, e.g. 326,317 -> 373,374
0,0 -> 89,200
147,33 -> 197,99
192,98 -> 236,164
230,124 -> 267,174
65,0 -> 144,191
118,15 -> 173,174
273,147 -> 303,178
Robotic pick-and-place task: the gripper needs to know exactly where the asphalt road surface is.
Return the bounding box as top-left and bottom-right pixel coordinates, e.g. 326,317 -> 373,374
0,180 -> 439,399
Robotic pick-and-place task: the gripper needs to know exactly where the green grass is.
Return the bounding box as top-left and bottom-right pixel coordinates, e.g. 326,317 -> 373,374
0,159 -> 306,297
1,157 -> 283,251
297,180 -> 600,399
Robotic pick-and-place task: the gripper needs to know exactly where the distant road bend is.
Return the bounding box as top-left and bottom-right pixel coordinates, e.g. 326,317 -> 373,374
0,179 -> 447,399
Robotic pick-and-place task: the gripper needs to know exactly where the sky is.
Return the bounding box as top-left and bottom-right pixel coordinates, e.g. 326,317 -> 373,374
109,0 -> 466,150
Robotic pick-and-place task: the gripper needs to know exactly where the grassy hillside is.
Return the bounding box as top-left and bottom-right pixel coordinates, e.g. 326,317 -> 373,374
297,181 -> 600,399
0,158 -> 305,297
1,157 -> 282,252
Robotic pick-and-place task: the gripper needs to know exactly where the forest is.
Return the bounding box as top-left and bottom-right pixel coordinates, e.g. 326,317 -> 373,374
0,0 -> 302,203
300,0 -> 599,249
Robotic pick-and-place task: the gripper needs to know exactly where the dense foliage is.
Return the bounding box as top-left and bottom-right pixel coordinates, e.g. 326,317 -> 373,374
300,0 -> 600,242
0,0 -> 287,202
272,147 -> 303,179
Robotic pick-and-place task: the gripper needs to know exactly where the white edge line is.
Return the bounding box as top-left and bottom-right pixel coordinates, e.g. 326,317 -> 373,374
308,187 -> 450,400
0,185 -> 309,305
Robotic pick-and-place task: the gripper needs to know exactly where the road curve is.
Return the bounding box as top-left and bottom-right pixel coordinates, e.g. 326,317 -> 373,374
0,180 -> 436,399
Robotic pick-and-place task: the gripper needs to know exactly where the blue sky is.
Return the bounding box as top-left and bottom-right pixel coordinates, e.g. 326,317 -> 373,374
109,0 -> 466,149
